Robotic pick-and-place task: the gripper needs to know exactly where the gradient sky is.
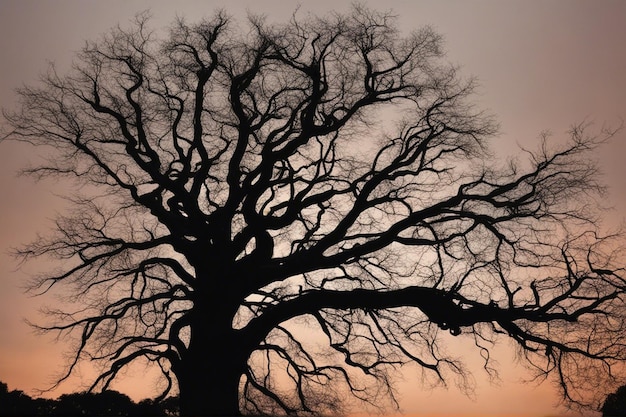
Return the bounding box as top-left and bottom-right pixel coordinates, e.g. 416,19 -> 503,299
1,1 -> 625,416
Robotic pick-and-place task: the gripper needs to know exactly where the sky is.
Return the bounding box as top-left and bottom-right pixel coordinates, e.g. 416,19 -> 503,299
0,1 -> 625,416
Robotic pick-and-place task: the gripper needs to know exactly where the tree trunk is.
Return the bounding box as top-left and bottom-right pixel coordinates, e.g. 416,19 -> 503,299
177,350 -> 243,416
176,309 -> 250,416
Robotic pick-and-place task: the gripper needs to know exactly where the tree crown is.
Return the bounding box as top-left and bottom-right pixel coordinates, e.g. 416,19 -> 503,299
2,6 -> 625,415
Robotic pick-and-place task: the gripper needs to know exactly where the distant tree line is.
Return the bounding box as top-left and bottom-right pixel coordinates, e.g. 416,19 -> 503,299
5,378 -> 626,416
0,381 -> 178,416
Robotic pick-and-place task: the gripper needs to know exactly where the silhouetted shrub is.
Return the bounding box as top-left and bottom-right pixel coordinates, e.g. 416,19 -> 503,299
54,390 -> 136,416
0,383 -> 54,416
0,380 -> 176,416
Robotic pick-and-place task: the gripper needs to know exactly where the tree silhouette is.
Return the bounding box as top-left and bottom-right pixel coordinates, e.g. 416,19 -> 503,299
0,382 -> 53,416
54,391 -> 129,416
2,6 -> 626,416
0,380 -> 174,416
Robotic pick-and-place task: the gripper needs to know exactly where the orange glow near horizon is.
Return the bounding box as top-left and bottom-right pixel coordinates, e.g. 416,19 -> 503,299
1,1 -> 624,417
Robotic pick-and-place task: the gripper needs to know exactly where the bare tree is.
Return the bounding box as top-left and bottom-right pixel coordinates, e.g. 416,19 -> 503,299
2,6 -> 625,416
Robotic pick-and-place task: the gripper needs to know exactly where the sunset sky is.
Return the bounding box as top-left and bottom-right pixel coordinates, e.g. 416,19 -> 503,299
1,1 -> 625,416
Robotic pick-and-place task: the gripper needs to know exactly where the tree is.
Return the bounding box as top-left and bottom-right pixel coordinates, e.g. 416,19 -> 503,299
0,379 -> 173,416
0,381 -> 55,416
2,6 -> 626,416
54,390 -> 135,416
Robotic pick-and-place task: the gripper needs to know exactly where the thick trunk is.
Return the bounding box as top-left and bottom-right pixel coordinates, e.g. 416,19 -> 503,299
175,267 -> 253,416
176,311 -> 250,416
177,348 -> 244,416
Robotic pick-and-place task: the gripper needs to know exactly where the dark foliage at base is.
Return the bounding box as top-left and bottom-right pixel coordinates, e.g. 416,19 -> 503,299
0,381 -> 179,416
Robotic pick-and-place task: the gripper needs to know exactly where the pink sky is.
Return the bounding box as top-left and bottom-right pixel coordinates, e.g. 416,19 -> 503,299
1,1 -> 625,416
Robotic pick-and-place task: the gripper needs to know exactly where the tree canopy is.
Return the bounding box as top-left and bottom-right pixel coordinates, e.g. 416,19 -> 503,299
2,6 -> 625,416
